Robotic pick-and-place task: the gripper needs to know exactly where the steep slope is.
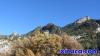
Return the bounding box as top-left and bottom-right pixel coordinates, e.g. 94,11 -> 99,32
41,23 -> 63,35
26,16 -> 100,51
63,17 -> 99,35
63,16 -> 99,50
26,23 -> 63,36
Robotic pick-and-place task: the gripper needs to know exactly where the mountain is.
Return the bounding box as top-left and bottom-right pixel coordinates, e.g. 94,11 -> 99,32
26,16 -> 100,51
63,16 -> 100,50
75,16 -> 91,24
26,16 -> 100,50
0,16 -> 99,56
26,23 -> 63,36
41,23 -> 63,35
63,17 -> 100,34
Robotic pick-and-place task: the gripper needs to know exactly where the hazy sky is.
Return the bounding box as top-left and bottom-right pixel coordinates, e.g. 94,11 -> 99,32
0,0 -> 100,35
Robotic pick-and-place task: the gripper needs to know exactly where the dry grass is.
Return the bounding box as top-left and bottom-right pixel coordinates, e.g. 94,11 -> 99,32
0,31 -> 87,56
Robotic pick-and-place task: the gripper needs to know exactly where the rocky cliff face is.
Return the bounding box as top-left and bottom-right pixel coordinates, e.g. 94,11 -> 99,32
75,16 -> 91,24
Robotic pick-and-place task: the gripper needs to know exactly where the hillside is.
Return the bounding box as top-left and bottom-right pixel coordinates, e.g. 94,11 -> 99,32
63,16 -> 100,50
0,16 -> 99,56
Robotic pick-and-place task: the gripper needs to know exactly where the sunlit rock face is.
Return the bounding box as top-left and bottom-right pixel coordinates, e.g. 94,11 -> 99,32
97,27 -> 100,32
71,35 -> 82,40
96,27 -> 100,33
76,16 -> 90,24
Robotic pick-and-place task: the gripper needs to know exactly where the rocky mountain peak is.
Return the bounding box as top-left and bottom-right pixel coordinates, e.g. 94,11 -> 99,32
42,23 -> 62,34
76,16 -> 91,24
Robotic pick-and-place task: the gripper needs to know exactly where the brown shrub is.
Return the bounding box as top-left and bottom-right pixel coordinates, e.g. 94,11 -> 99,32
10,31 -> 87,56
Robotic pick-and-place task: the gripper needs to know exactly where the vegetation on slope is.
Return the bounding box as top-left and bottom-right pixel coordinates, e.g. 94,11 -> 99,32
11,30 -> 86,56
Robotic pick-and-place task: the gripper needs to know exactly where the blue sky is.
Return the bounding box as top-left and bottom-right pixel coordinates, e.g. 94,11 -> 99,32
0,0 -> 100,35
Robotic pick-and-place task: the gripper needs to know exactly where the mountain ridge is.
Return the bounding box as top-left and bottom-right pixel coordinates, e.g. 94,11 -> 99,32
0,16 -> 100,56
